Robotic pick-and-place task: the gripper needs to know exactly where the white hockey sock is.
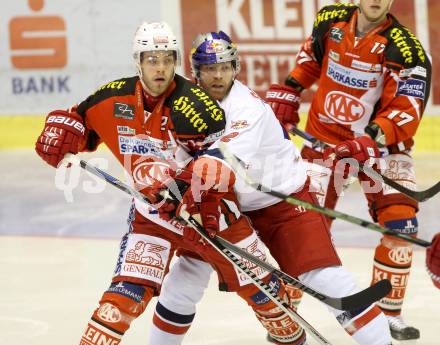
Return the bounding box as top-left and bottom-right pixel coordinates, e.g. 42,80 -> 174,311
149,323 -> 186,345
351,312 -> 392,345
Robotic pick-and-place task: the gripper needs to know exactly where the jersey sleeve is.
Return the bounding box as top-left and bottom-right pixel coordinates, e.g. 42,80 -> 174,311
288,36 -> 322,89
371,25 -> 432,145
69,102 -> 102,152
75,77 -> 137,152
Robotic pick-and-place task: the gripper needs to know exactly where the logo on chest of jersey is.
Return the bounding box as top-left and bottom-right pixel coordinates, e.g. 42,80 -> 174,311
327,60 -> 379,90
330,27 -> 344,43
132,161 -> 171,187
329,50 -> 340,62
114,102 -> 135,120
351,59 -> 382,73
119,135 -> 167,157
396,78 -> 426,99
117,126 -> 136,135
324,91 -> 366,123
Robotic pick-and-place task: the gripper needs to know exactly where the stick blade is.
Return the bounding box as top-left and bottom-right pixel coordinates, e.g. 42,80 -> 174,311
419,181 -> 440,201
340,279 -> 392,310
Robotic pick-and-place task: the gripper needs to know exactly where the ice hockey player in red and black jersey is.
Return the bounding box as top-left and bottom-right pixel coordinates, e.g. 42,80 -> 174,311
35,21 -> 310,345
266,0 -> 431,341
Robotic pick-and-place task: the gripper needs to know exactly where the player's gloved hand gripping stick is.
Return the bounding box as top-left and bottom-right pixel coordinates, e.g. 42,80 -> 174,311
290,127 -> 440,202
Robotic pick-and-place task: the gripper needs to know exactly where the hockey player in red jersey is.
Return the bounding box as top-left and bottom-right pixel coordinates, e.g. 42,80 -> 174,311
35,22 -> 308,344
427,233 -> 440,289
266,0 -> 431,341
147,30 -> 393,345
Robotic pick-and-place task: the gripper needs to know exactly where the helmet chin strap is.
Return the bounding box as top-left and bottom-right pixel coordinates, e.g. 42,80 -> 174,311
136,64 -> 147,91
233,67 -> 239,80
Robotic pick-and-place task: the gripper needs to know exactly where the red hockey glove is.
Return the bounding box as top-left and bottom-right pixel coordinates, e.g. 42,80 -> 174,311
265,84 -> 301,130
426,233 -> 440,289
323,136 -> 380,164
179,193 -> 221,251
177,156 -> 233,240
35,110 -> 85,168
152,179 -> 221,251
141,167 -> 192,220
154,177 -> 191,221
144,167 -> 220,237
180,193 -> 220,237
153,156 -> 233,250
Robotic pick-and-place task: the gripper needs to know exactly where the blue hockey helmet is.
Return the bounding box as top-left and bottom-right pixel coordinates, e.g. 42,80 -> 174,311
189,31 -> 240,79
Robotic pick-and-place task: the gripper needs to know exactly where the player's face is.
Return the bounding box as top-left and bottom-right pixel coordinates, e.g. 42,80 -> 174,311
359,0 -> 394,22
198,62 -> 235,101
140,51 -> 176,96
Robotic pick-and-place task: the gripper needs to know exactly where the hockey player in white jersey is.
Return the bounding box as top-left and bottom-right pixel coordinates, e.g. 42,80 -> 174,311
148,31 -> 392,345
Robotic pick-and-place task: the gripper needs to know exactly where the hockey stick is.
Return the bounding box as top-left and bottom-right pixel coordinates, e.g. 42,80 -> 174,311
214,236 -> 391,310
290,126 -> 440,202
62,154 -> 392,310
62,154 -> 332,344
218,142 -> 432,248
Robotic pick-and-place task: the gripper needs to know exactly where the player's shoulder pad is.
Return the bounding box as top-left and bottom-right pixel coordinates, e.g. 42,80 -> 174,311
167,74 -> 226,136
381,15 -> 430,71
229,80 -> 267,116
77,76 -> 138,115
311,3 -> 357,64
313,3 -> 356,34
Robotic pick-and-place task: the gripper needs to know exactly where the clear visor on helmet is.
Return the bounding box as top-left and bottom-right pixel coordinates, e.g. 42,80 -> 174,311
140,51 -> 178,67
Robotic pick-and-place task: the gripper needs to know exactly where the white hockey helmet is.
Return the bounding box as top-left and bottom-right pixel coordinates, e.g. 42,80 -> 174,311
132,22 -> 181,75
